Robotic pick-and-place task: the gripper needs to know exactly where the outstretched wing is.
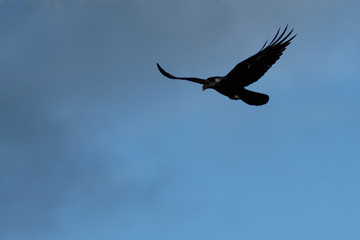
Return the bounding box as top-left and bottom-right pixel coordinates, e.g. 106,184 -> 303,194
225,25 -> 296,87
157,63 -> 205,85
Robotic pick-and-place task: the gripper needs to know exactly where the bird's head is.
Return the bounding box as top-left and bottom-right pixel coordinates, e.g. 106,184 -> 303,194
202,77 -> 222,91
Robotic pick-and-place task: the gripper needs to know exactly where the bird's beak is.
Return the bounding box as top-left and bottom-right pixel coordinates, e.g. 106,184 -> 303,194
202,86 -> 206,91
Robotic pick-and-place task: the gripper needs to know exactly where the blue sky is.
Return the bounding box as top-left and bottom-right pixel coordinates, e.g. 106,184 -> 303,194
1,0 -> 360,239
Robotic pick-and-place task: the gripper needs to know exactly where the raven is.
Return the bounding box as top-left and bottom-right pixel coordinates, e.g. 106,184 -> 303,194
157,26 -> 296,106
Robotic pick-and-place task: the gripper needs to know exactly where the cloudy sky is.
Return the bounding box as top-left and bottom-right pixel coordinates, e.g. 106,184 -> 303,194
1,0 -> 360,239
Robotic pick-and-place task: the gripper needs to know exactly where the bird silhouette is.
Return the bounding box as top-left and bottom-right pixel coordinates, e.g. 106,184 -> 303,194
157,26 -> 296,106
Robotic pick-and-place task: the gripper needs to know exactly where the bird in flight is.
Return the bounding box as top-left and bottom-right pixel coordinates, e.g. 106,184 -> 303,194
157,26 -> 296,106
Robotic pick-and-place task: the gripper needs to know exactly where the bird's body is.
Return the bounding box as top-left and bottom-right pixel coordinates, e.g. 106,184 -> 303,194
157,26 -> 296,106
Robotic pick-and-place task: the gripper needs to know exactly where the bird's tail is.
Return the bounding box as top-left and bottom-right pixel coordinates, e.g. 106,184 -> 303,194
239,89 -> 269,106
